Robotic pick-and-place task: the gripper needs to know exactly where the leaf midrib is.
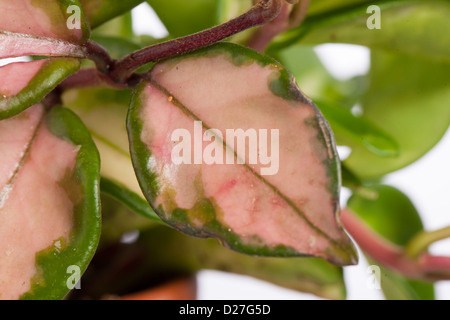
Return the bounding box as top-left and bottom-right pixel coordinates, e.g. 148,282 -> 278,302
0,115 -> 43,209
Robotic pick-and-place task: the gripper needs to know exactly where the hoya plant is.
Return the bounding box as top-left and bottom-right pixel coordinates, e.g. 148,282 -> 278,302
0,0 -> 449,300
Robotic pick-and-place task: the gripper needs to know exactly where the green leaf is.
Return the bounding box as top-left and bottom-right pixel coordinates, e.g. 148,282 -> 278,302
307,0 -> 375,15
100,177 -> 161,223
315,99 -> 400,157
128,42 -> 357,266
344,50 -> 450,179
80,0 -> 145,29
371,262 -> 435,300
91,11 -> 135,38
274,45 -> 368,110
0,58 -> 80,120
347,184 -> 435,300
272,1 -> 450,62
277,1 -> 450,179
79,224 -> 347,300
146,0 -> 219,37
0,104 -> 101,300
90,35 -> 142,59
348,185 -> 424,246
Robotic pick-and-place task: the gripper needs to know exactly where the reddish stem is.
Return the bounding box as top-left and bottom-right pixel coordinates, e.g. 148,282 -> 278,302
247,2 -> 292,52
420,255 -> 450,277
341,208 -> 419,277
58,68 -> 127,90
341,208 -> 450,281
108,0 -> 283,84
247,0 -> 311,52
84,41 -> 114,74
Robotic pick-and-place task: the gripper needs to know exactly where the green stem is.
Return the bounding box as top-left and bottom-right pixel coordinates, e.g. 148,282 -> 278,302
405,226 -> 450,258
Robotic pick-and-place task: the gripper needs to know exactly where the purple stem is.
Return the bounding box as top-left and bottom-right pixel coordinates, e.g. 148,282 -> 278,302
108,0 -> 283,84
58,68 -> 127,90
84,41 -> 114,74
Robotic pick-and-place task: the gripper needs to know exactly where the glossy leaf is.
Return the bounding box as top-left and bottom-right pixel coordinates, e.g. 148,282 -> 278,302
273,1 -> 450,62
128,43 -> 357,266
0,58 -> 80,119
344,50 -> 450,179
269,45 -> 399,157
146,0 -> 219,37
315,100 -> 399,157
274,45 -> 368,111
273,5 -> 450,179
347,184 -> 434,300
0,0 -> 90,59
80,0 -> 145,29
348,185 -> 424,246
0,104 -> 101,300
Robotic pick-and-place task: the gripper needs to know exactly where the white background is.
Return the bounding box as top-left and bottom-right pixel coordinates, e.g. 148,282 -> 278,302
130,3 -> 450,300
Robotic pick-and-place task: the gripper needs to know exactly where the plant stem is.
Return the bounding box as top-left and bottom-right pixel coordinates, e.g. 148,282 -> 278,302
341,208 -> 450,281
247,2 -> 292,52
84,41 -> 114,74
108,0 -> 283,84
405,226 -> 450,258
247,0 -> 310,52
420,255 -> 450,275
341,208 -> 418,277
58,68 -> 128,90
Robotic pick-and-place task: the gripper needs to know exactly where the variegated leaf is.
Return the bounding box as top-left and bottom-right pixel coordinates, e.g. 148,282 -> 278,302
0,104 -> 101,299
128,43 -> 357,266
0,0 -> 89,59
0,58 -> 80,119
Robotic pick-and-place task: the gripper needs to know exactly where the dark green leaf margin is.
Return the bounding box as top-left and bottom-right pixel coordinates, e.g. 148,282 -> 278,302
20,106 -> 101,300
